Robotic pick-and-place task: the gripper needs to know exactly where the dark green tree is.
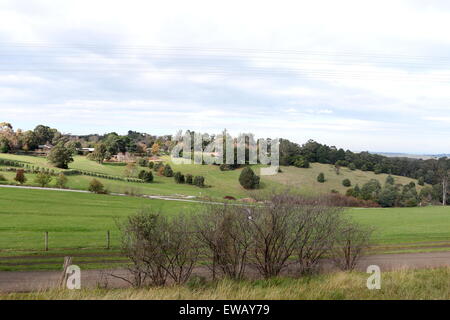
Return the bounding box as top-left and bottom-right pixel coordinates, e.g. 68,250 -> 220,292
47,142 -> 74,169
163,164 -> 174,177
360,179 -> 382,201
317,172 -> 325,183
418,177 -> 425,186
378,185 -> 398,207
239,167 -> 260,189
293,156 -> 310,168
194,175 -> 205,187
342,179 -> 351,187
385,175 -> 395,185
174,172 -> 185,184
141,171 -> 153,183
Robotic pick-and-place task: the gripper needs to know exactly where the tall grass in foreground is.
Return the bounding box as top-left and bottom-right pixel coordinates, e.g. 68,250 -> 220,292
3,268 -> 449,300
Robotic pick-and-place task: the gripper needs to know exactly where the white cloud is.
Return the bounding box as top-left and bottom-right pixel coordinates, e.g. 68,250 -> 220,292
1,1 -> 450,152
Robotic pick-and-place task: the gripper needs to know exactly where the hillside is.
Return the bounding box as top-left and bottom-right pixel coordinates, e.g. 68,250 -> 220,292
0,153 -> 423,199
263,163 -> 422,196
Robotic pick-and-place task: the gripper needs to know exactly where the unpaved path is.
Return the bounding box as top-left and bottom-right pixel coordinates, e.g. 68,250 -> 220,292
1,251 -> 449,293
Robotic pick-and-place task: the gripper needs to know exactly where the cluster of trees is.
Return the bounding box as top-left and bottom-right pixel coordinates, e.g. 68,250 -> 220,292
279,139 -> 450,205
10,169 -> 68,189
345,176 -> 427,207
0,123 -> 173,161
117,191 -> 372,287
280,139 -> 448,184
137,170 -> 154,183
173,172 -> 205,187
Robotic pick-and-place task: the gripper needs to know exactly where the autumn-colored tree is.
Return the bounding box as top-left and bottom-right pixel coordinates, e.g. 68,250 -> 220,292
151,143 -> 160,155
14,169 -> 27,184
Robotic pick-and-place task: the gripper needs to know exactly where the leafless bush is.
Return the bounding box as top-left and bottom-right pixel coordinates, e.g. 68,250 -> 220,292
250,190 -> 372,275
246,192 -> 309,279
330,221 -> 373,271
117,208 -> 200,287
162,214 -> 200,284
196,204 -> 252,280
295,205 -> 343,274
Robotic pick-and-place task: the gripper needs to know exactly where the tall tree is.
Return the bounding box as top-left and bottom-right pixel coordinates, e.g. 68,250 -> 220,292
47,143 -> 74,169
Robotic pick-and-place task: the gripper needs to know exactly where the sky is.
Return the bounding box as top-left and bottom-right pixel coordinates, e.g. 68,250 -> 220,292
2,0 -> 450,153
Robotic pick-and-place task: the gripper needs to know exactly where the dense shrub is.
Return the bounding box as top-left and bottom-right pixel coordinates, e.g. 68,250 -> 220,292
148,161 -> 154,169
34,172 -> 52,187
163,164 -> 173,177
138,170 -> 146,180
138,170 -> 153,183
293,156 -> 310,168
14,169 -> 26,184
238,167 -> 260,189
185,174 -> 193,185
317,172 -> 325,183
88,179 -> 105,194
174,171 -> 185,184
193,175 -> 205,187
342,179 -> 351,187
0,174 -> 6,181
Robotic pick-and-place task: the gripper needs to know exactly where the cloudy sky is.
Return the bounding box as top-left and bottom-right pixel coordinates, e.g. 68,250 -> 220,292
2,0 -> 450,153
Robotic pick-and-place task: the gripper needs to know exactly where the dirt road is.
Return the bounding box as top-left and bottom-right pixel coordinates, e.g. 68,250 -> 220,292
1,251 -> 449,293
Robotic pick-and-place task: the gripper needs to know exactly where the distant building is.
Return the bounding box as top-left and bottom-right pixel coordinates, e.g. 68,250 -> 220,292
77,147 -> 95,153
38,144 -> 53,150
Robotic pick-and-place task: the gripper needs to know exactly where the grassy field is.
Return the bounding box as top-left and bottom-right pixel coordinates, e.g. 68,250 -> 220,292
348,206 -> 450,244
2,268 -> 449,300
0,153 -> 423,199
0,187 -> 449,252
0,187 -> 199,251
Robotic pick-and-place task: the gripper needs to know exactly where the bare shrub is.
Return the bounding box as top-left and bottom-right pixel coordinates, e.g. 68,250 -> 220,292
117,208 -> 200,287
295,204 -> 343,274
250,190 -> 373,276
196,204 -> 252,280
330,221 -> 373,271
246,192 -> 310,279
117,210 -> 168,287
162,214 -> 200,284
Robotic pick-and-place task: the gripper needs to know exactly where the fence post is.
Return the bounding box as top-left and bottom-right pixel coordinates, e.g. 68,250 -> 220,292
44,231 -> 48,251
106,230 -> 110,250
59,256 -> 73,288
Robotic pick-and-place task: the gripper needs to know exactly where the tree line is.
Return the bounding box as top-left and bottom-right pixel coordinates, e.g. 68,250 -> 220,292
280,139 -> 450,205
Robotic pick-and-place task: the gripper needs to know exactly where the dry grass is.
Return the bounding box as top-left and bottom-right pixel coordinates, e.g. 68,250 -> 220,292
3,267 -> 449,300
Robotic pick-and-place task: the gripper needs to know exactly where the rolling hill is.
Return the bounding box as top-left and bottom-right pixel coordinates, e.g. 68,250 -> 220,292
0,153 -> 423,199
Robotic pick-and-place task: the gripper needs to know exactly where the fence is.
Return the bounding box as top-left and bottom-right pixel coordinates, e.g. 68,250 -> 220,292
0,158 -> 146,183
